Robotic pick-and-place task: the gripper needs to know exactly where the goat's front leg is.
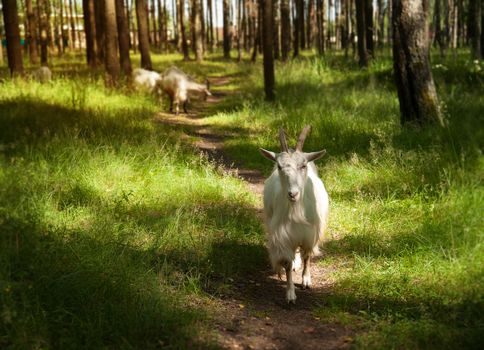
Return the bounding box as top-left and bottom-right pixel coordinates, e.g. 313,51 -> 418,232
285,261 -> 296,303
183,100 -> 189,114
169,97 -> 174,113
302,253 -> 312,289
174,101 -> 180,116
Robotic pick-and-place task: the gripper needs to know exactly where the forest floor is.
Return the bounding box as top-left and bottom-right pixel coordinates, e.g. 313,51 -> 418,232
155,76 -> 354,349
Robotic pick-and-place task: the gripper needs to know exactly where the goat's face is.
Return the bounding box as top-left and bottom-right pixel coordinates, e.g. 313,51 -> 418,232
260,126 -> 326,203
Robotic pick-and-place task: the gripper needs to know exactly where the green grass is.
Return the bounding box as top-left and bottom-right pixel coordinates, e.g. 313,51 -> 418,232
1,49 -> 483,349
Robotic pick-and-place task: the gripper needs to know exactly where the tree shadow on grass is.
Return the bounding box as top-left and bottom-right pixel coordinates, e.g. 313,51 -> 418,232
0,214 -> 218,349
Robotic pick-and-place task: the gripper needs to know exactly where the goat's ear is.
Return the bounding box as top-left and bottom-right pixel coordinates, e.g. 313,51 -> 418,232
259,148 -> 277,162
305,150 -> 326,162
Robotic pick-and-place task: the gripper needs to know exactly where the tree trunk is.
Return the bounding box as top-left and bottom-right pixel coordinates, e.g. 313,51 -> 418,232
105,0 -> 121,86
364,0 -> 374,56
38,0 -> 49,65
116,0 -> 132,75
193,0 -> 204,61
223,0 -> 231,58
95,0 -> 106,62
2,0 -> 24,75
296,0 -> 305,49
469,0 -> 482,59
26,0 -> 39,64
151,0 -> 158,46
136,0 -> 153,67
355,0 -> 367,67
392,0 -> 443,126
376,0 -> 384,47
280,0 -> 291,60
208,0 -> 214,51
293,0 -> 300,56
307,0 -> 314,48
69,0 -> 77,48
83,0 -> 98,67
178,0 -> 190,59
237,0 -> 243,61
316,0 -> 325,55
262,0 -> 275,100
157,0 -> 164,50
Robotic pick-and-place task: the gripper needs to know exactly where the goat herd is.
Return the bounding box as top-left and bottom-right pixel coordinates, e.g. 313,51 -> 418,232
30,65 -> 329,304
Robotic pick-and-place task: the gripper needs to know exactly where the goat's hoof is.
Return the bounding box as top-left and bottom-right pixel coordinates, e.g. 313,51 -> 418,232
286,289 -> 297,304
302,276 -> 312,289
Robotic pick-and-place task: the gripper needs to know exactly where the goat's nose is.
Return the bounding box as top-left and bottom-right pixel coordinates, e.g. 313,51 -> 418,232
288,190 -> 299,199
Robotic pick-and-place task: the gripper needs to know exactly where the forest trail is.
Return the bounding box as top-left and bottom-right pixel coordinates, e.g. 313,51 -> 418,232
154,77 -> 354,350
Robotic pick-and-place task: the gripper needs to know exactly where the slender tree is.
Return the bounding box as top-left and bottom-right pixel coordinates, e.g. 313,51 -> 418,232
178,0 -> 190,59
262,0 -> 275,100
26,0 -> 39,64
393,0 -> 443,126
95,0 -> 106,62
316,0 -> 325,55
237,0 -> 243,60
193,0 -> 204,61
364,0 -> 374,56
355,0 -> 367,67
38,0 -> 49,65
105,0 -> 121,85
2,0 -> 24,75
272,0 -> 280,59
157,0 -> 165,50
116,0 -> 132,75
223,0 -> 231,58
136,0 -> 153,67
468,0 -> 482,59
297,0 -> 305,49
83,0 -> 98,67
280,0 -> 291,60
208,0 -> 214,51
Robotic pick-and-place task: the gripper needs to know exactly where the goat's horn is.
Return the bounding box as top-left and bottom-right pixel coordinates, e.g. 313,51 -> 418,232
279,128 -> 289,153
296,125 -> 311,151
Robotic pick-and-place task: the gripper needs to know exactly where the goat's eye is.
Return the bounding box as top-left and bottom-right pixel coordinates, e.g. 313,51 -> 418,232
300,164 -> 307,170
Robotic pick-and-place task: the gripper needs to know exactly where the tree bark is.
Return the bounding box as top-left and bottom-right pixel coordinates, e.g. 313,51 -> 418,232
116,0 -> 132,75
94,0 -> 106,62
280,0 -> 291,60
136,0 -> 153,68
364,0 -> 374,56
262,0 -> 275,100
316,0 -> 325,55
69,0 -> 77,49
26,0 -> 39,64
178,0 -> 190,59
307,0 -> 314,48
2,0 -> 24,76
83,0 -> 98,67
355,0 -> 367,67
223,0 -> 231,58
105,0 -> 121,86
296,0 -> 305,49
193,0 -> 204,61
38,0 -> 49,65
468,0 -> 482,59
208,0 -> 214,51
392,0 -> 443,126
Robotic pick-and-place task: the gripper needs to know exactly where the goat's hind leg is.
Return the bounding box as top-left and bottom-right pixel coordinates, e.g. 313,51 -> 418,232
302,252 -> 312,289
284,261 -> 296,304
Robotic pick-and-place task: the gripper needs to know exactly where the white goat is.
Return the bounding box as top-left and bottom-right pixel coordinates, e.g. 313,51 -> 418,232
159,66 -> 211,115
32,66 -> 52,83
260,126 -> 329,303
132,68 -> 163,95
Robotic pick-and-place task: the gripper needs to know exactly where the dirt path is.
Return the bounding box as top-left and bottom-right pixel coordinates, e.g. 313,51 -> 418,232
155,77 -> 353,350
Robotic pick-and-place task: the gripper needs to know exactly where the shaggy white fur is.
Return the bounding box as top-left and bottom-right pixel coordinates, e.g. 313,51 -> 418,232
260,128 -> 329,303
